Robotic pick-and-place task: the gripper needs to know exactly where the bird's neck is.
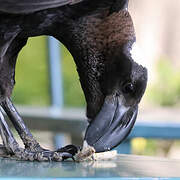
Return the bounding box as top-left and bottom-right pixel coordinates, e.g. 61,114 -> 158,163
53,10 -> 135,115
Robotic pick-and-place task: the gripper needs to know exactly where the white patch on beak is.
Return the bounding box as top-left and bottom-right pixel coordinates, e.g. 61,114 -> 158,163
130,42 -> 147,68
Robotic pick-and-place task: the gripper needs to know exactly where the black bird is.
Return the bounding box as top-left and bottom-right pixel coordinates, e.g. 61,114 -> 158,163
0,0 -> 147,161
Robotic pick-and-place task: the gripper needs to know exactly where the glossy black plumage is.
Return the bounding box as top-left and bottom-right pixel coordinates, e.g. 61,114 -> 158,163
0,0 -> 80,14
0,0 -> 147,158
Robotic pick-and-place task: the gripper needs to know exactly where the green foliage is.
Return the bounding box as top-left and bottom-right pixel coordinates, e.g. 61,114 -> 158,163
147,59 -> 180,106
61,45 -> 86,107
143,139 -> 157,156
12,36 -> 50,106
12,36 -> 85,107
132,138 -> 157,156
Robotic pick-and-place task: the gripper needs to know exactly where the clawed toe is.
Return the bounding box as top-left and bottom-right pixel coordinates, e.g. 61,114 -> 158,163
32,151 -> 61,162
15,149 -> 76,162
57,145 -> 79,156
0,102 -> 78,162
57,144 -> 80,161
0,143 -> 77,162
27,145 -> 78,162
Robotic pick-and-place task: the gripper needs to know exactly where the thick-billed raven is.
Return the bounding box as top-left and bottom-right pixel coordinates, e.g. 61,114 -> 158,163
0,0 -> 147,161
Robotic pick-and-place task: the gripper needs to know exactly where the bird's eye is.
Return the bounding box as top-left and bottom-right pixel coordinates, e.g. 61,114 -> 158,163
122,83 -> 134,94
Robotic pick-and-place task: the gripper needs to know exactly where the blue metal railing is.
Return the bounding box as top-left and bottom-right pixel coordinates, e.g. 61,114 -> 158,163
116,122 -> 180,154
47,36 -> 64,109
47,36 -> 66,148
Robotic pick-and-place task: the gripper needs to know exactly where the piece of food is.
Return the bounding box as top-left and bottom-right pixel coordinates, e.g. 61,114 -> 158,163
93,150 -> 117,161
75,141 -> 95,162
75,141 -> 117,162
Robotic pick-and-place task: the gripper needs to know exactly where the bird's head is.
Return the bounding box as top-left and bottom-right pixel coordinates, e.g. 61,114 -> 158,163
84,41 -> 148,152
64,6 -> 148,152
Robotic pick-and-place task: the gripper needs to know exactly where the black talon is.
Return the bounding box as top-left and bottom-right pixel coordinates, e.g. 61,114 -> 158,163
57,145 -> 79,156
72,156 -> 75,162
61,152 -> 73,161
57,145 -> 79,161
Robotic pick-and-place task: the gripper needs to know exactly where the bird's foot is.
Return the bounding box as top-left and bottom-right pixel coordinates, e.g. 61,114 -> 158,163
13,147 -> 77,162
0,108 -> 78,162
0,144 -> 78,162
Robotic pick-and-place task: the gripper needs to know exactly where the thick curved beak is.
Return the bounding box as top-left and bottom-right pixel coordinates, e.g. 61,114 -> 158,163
84,95 -> 138,152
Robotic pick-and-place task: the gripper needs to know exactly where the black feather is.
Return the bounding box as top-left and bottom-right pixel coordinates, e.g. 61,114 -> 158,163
0,0 -> 84,14
110,0 -> 129,13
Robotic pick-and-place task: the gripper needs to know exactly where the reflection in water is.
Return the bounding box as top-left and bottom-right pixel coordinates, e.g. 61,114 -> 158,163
0,157 -> 118,178
0,155 -> 180,178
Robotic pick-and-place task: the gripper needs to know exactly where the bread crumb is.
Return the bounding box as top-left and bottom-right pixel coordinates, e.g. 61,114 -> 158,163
75,141 -> 95,162
75,141 -> 117,162
93,150 -> 117,160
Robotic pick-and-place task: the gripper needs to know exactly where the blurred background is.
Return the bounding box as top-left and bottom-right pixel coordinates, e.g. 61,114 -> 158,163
1,0 -> 180,159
